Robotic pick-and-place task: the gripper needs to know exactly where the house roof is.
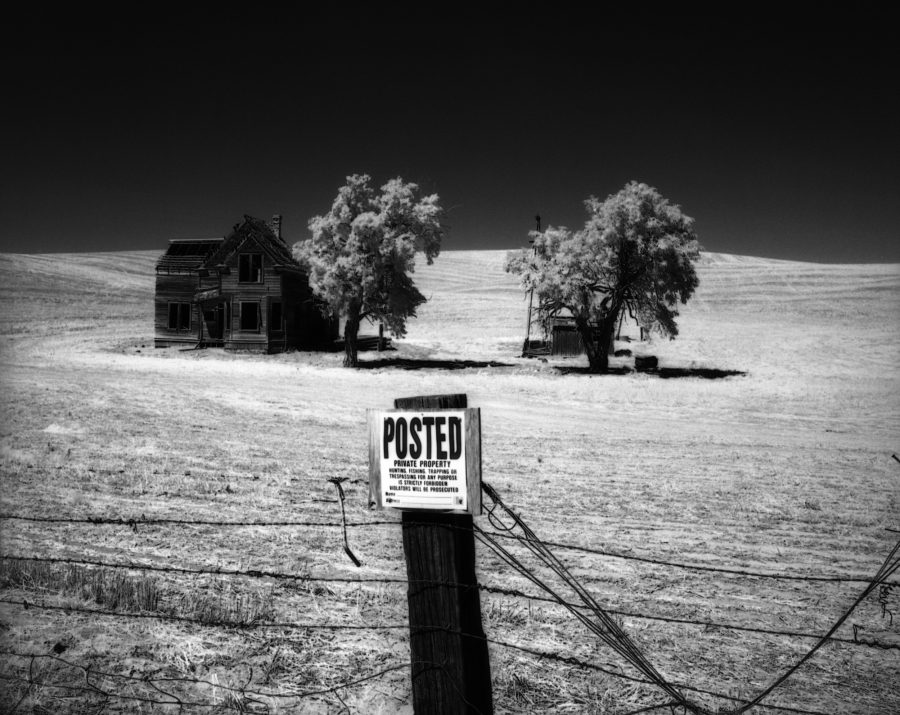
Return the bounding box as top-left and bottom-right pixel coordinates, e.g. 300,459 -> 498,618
156,238 -> 224,273
155,216 -> 303,274
203,215 -> 301,270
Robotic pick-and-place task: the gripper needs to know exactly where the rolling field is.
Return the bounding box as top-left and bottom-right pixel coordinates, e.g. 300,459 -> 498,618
0,248 -> 899,713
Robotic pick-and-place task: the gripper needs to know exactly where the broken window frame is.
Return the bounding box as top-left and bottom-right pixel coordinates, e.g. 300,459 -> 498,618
167,302 -> 191,331
238,253 -> 263,283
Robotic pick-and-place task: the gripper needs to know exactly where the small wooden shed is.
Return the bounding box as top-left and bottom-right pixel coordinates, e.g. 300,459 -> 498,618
154,215 -> 337,352
546,314 -> 644,357
549,317 -> 591,356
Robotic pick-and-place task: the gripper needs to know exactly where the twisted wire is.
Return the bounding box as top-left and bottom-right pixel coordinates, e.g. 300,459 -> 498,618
478,481 -> 900,715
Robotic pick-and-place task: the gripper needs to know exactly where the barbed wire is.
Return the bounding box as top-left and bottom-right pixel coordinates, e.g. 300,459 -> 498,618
0,512 -> 392,529
1,578 -> 894,709
410,518 -> 900,584
620,703 -> 681,715
4,511 -> 894,585
878,583 -> 896,625
478,487 -> 706,711
0,553 -> 408,585
2,480 -> 897,712
2,586 -> 897,653
0,597 -> 410,631
728,537 -> 900,713
0,671 -> 218,711
2,553 -> 898,650
4,555 -> 888,710
418,626 -> 834,715
477,481 -> 900,715
494,533 -> 894,584
0,648 -> 412,711
489,640 -> 829,715
0,639 -> 832,715
475,583 -> 899,649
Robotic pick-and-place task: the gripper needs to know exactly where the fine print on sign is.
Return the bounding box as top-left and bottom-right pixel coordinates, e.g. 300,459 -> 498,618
368,408 -> 482,515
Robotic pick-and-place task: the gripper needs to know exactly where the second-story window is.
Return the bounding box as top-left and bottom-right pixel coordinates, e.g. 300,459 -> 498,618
239,253 -> 262,282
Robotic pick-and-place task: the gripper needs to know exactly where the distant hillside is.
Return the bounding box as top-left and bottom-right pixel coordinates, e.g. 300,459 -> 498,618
1,248 -> 897,372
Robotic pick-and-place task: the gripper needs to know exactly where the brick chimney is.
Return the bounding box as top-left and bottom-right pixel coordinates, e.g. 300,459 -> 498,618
269,214 -> 283,241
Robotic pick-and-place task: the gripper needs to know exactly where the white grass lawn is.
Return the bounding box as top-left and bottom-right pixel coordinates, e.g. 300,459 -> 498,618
0,248 -> 898,713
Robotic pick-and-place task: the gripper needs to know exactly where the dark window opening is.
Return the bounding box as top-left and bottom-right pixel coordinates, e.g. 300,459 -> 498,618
270,302 -> 283,333
240,301 -> 260,331
168,302 -> 191,331
239,253 -> 262,282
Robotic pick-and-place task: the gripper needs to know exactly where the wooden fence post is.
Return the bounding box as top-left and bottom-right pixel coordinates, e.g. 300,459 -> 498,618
394,393 -> 493,715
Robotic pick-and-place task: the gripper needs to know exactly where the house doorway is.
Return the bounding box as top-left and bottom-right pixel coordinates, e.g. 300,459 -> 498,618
201,302 -> 226,344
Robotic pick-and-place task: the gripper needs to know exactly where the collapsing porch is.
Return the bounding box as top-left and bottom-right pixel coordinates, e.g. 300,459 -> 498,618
197,288 -> 227,347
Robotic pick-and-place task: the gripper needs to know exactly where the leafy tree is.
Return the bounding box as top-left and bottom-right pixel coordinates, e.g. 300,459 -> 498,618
294,174 -> 443,367
506,181 -> 700,372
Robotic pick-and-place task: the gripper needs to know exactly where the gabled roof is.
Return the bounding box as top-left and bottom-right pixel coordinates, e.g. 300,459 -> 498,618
156,216 -> 303,275
156,238 -> 224,273
203,215 -> 300,270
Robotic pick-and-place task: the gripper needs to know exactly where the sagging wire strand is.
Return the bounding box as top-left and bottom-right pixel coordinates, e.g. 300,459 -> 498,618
478,482 -> 691,709
477,482 -> 900,715
327,477 -> 362,567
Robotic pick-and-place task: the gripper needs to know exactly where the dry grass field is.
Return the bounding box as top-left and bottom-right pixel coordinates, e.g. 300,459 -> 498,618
0,248 -> 898,714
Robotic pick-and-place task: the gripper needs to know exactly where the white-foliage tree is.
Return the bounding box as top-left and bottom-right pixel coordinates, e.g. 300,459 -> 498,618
506,181 -> 700,372
294,174 -> 444,367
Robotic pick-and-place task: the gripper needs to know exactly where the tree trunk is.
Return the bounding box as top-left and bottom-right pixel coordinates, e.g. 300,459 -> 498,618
343,304 -> 361,367
597,313 -> 617,360
578,310 -> 618,373
577,316 -> 607,373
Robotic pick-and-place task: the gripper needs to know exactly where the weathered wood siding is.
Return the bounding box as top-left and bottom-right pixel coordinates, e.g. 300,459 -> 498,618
551,323 -> 585,356
154,273 -> 199,347
220,237 -> 278,352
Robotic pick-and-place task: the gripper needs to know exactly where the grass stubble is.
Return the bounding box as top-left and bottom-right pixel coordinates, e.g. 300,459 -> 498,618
0,250 -> 898,713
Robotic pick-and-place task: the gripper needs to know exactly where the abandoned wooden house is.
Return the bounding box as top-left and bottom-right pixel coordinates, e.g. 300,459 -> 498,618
154,214 -> 337,352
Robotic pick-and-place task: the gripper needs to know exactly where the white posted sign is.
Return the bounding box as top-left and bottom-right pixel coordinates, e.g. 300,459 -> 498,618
368,408 -> 481,514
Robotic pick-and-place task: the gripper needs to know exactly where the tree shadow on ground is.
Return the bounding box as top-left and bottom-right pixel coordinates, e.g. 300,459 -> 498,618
655,366 -> 747,379
556,365 -> 747,379
355,358 -> 514,371
555,365 -> 633,376
329,337 -> 395,354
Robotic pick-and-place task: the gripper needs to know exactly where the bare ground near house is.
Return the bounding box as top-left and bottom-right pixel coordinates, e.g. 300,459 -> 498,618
0,249 -> 898,713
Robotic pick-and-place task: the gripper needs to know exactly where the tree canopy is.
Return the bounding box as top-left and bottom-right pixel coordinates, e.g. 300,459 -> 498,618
506,181 -> 700,372
294,174 -> 444,366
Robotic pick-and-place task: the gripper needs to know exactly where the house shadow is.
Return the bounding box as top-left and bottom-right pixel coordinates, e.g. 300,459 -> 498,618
356,358 -> 514,371
556,365 -> 746,379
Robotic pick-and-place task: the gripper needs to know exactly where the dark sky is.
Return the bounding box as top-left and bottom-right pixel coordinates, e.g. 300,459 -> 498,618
3,7 -> 898,262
